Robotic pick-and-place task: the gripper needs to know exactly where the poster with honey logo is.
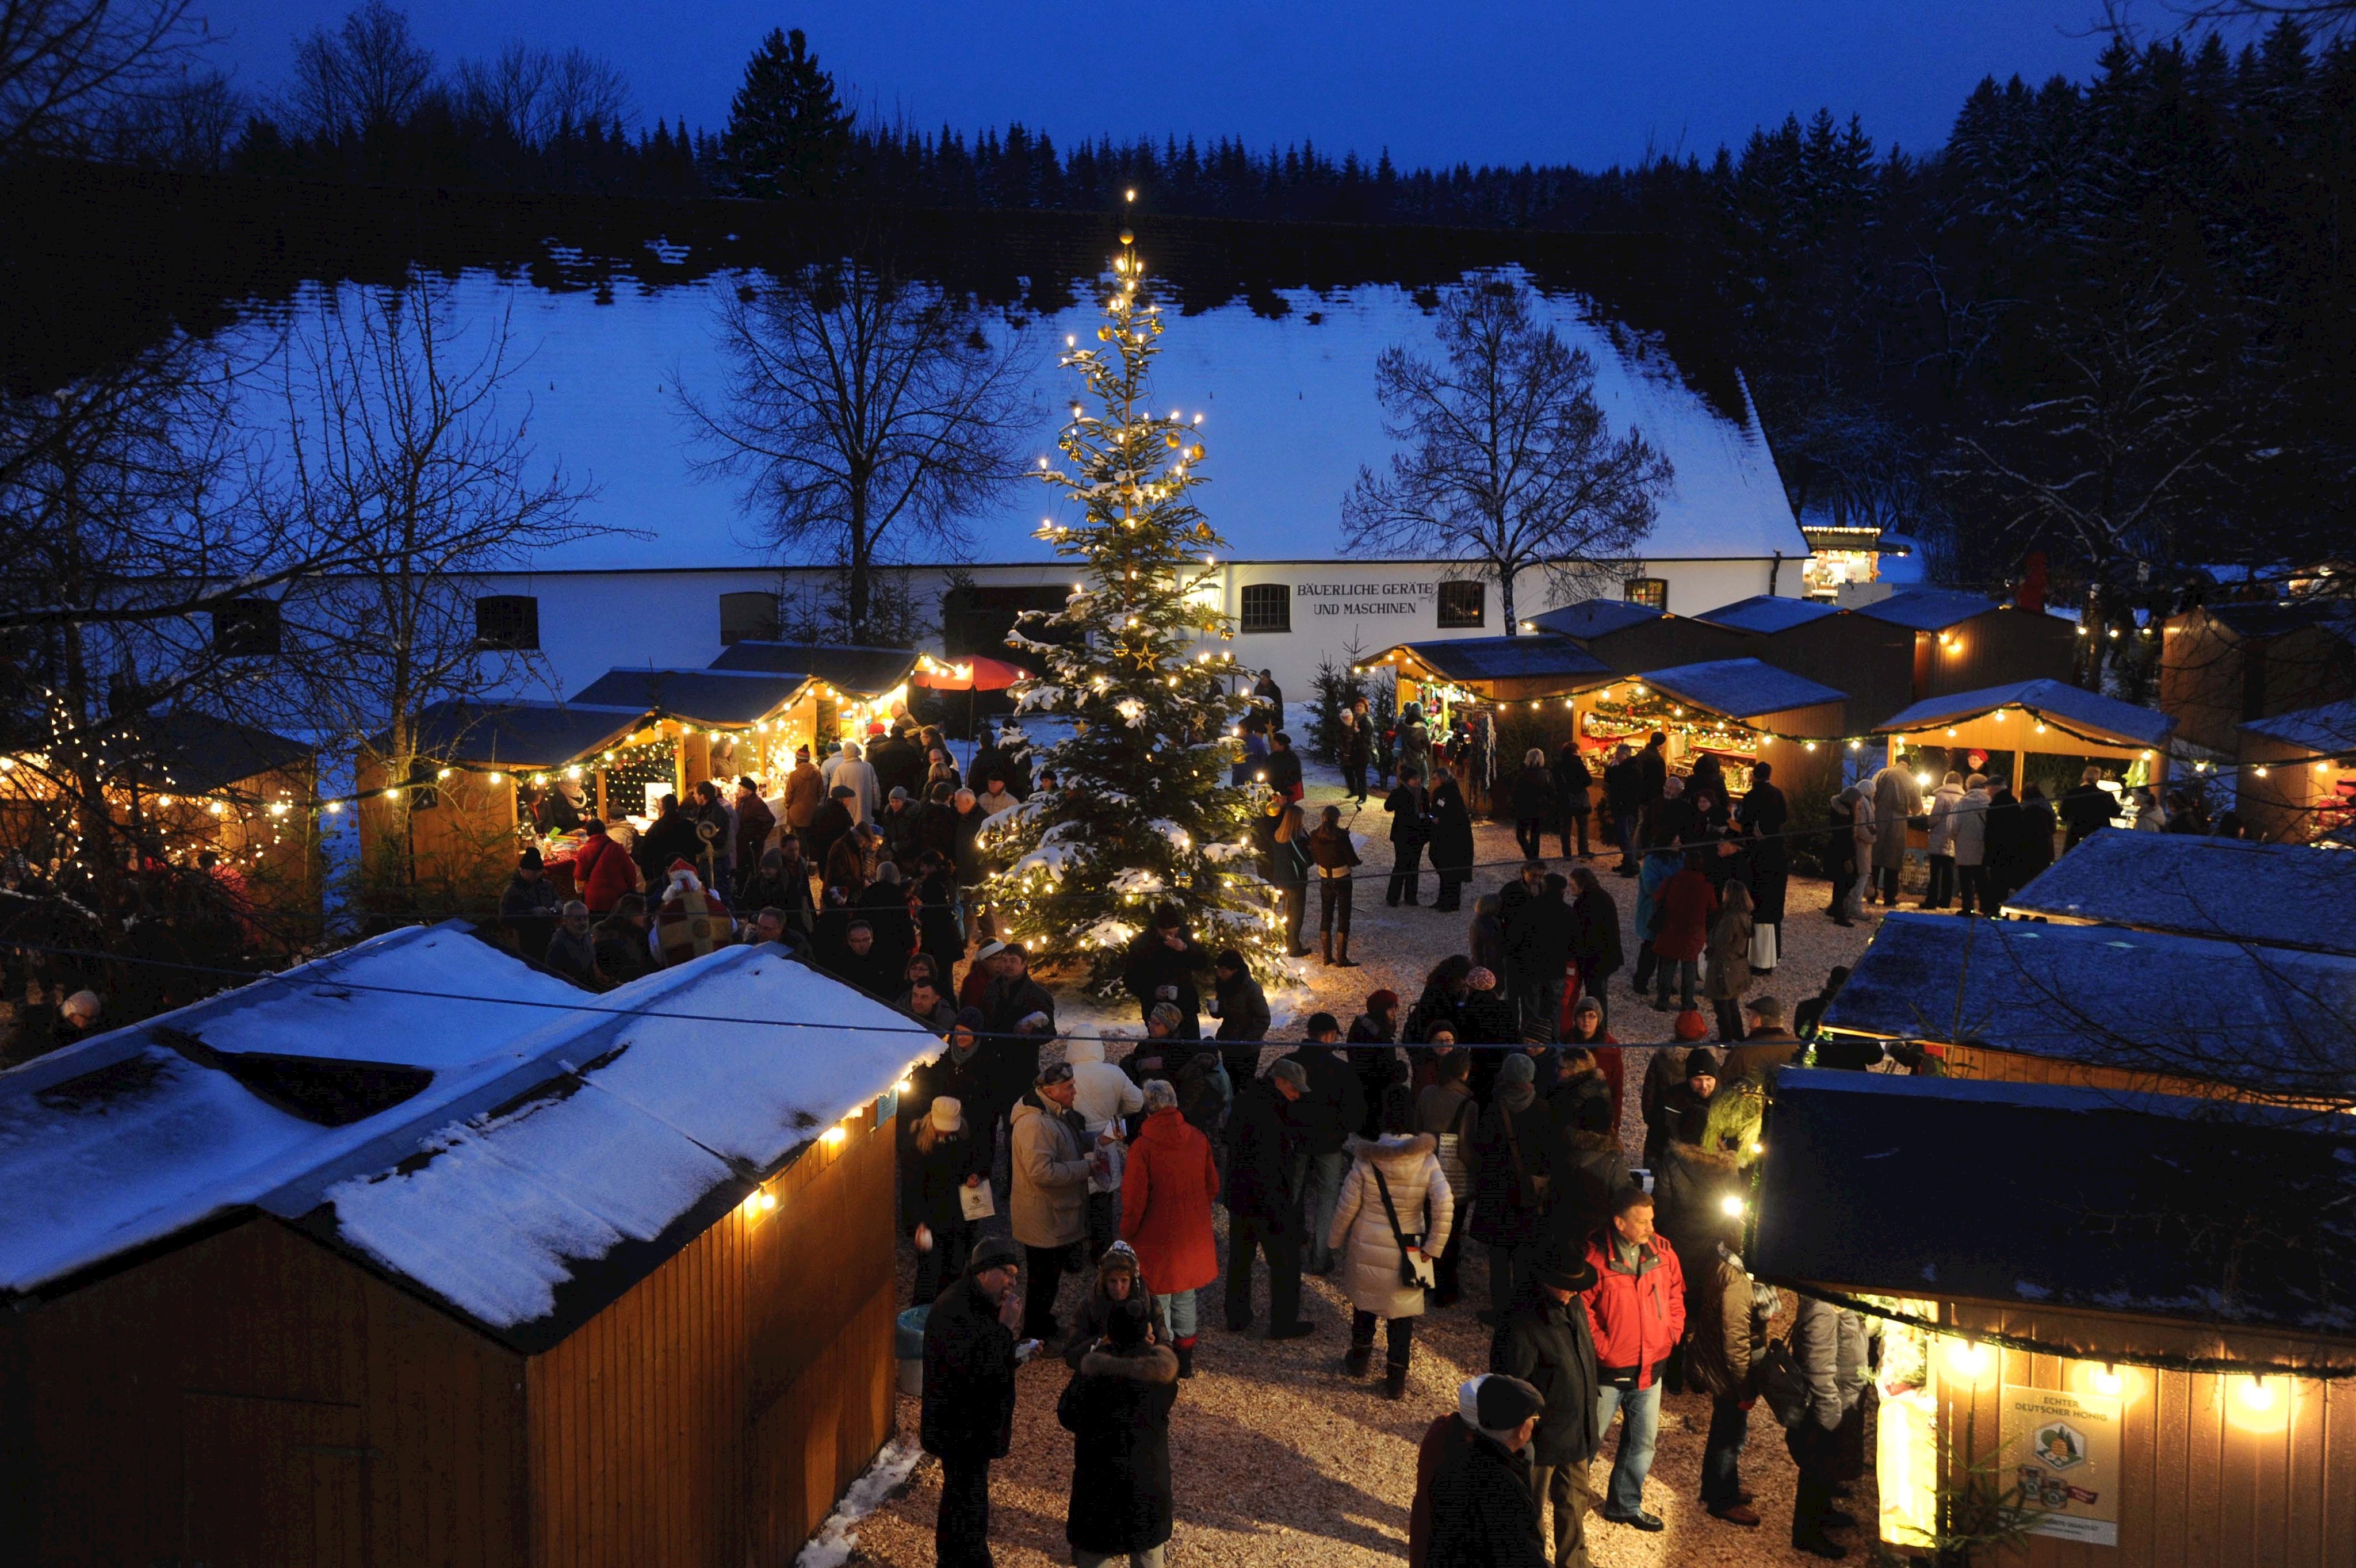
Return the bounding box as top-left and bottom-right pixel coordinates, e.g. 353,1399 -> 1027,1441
2002,1384 -> 2122,1546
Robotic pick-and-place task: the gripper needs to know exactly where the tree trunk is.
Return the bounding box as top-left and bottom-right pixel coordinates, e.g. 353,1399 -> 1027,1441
1497,563 -> 1519,635
846,481 -> 872,644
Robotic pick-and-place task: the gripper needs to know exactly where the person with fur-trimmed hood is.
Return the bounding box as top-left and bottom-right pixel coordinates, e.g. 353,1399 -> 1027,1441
1057,1296 -> 1181,1568
1060,1241 -> 1172,1370
1329,1083 -> 1457,1400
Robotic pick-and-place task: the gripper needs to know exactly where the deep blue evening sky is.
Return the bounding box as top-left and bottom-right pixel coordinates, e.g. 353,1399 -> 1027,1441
196,1 -> 2119,169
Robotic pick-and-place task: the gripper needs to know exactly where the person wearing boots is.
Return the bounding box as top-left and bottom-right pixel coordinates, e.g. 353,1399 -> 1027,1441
1581,1188 -> 1685,1533
1308,802 -> 1363,966
1470,1051 -> 1553,1322
1329,1083 -> 1456,1401
1491,1240 -> 1602,1568
1120,1078 -> 1221,1378
1788,1295 -> 1878,1558
1685,1196 -> 1779,1529
1223,1058 -> 1315,1339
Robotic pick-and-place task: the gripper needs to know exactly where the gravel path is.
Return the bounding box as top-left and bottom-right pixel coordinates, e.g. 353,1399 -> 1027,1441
859,774 -> 1887,1566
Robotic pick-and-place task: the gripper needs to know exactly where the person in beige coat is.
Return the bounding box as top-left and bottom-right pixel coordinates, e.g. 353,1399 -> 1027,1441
1011,1062 -> 1105,1342
1329,1083 -> 1457,1401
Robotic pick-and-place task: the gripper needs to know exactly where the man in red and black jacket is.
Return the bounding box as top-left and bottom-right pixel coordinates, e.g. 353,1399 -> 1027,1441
1580,1185 -> 1685,1533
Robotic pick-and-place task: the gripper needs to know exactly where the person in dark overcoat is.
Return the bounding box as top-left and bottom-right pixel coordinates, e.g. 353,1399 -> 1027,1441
921,1237 -> 1027,1568
1058,1298 -> 1181,1566
1491,1243 -> 1602,1568
1552,740 -> 1595,859
1429,775 -> 1476,912
1386,767 -> 1433,907
904,1094 -> 985,1304
1123,905 -> 1210,1035
1737,764 -> 1789,977
1222,1059 -> 1313,1337
1470,1051 -> 1555,1321
1424,1375 -> 1550,1568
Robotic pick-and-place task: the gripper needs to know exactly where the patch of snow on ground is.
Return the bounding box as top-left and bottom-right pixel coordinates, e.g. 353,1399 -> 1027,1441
795,1439 -> 925,1568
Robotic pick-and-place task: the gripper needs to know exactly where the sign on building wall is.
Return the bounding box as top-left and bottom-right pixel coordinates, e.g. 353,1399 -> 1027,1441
2001,1383 -> 2123,1547
1293,580 -> 1437,618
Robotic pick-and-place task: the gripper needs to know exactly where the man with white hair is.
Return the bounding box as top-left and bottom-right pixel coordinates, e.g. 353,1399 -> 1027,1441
832,740 -> 879,824
1065,1031 -> 1146,1259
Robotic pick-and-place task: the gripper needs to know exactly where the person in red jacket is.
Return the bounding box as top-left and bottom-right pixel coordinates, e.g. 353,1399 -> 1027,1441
1650,852 -> 1719,1014
1119,1078 -> 1221,1378
571,819 -> 640,915
1582,1186 -> 1685,1532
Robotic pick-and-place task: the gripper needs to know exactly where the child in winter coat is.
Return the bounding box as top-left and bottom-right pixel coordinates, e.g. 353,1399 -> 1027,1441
1330,1084 -> 1456,1399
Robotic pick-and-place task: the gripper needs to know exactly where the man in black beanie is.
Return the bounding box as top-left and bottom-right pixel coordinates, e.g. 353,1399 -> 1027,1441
921,1235 -> 1029,1567
1425,1374 -> 1550,1568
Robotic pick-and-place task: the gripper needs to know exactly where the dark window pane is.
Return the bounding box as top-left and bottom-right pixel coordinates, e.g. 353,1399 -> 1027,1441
475,595 -> 540,652
1437,581 -> 1485,629
212,599 -> 281,656
719,591 -> 781,645
1240,583 -> 1291,634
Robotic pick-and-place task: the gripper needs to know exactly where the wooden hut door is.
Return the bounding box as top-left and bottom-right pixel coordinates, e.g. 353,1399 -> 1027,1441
181,1392 -> 371,1567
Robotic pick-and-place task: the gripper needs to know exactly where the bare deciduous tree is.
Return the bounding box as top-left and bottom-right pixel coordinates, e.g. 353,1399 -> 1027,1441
1343,278 -> 1673,632
677,259 -> 1034,644
453,41 -> 630,148
281,0 -> 434,144
0,0 -> 211,160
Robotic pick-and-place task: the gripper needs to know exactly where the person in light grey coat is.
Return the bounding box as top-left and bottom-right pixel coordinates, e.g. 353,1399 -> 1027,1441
1868,761 -> 1922,905
1952,774 -> 1992,917
1011,1063 -> 1105,1340
1785,1295 -> 1881,1558
1921,773 -> 1965,910
832,740 -> 881,824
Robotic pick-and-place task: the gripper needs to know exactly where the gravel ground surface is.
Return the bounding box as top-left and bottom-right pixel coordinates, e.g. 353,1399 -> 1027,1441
858,771 -> 1887,1566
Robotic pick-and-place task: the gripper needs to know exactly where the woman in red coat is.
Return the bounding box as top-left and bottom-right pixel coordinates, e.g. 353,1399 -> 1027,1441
572,821 -> 640,915
1118,1079 -> 1221,1378
1649,851 -> 1719,1014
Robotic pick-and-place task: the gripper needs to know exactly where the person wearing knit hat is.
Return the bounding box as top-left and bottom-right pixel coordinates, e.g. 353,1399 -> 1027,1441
1417,1374 -> 1549,1568
1282,1013 -> 1364,1276
920,1227 -> 1027,1567
1469,1046 -> 1553,1323
1346,988 -> 1403,1141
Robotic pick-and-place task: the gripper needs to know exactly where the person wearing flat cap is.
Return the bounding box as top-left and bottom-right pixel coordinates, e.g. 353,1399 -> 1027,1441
921,1232 -> 1028,1567
1418,1374 -> 1551,1568
1491,1240 -> 1603,1568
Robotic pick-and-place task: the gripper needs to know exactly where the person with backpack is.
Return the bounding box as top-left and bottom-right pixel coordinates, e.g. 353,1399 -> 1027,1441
1684,1199 -> 1780,1528
1328,1083 -> 1456,1401
1490,1240 -> 1602,1568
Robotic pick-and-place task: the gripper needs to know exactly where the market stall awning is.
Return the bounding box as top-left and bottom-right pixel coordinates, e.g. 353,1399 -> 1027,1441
1817,911 -> 2356,1100
396,700 -> 647,770
1693,594 -> 1841,635
1366,636 -> 1614,690
1749,1071 -> 2356,1346
95,709 -> 313,796
1527,598 -> 1670,640
2242,696 -> 2356,755
911,654 -> 1028,691
1850,586 -> 2000,632
1636,658 -> 1846,722
567,668 -> 813,728
1875,678 -> 2173,749
2003,833 -> 2356,957
706,641 -> 920,699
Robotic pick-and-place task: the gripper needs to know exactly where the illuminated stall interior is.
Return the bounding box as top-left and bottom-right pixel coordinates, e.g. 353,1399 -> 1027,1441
1875,677 -> 2174,806
2236,697 -> 2356,845
1579,657 -> 1848,800
1797,521 -> 1898,599
565,668 -> 820,799
1360,636 -> 1617,742
1750,1071 -> 2356,1566
704,642 -> 923,745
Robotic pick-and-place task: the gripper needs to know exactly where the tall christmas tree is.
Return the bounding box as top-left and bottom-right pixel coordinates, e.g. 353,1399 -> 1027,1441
978,232 -> 1288,989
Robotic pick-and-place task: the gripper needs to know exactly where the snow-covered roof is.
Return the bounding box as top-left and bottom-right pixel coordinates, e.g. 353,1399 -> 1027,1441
1527,598 -> 1672,640
1852,587 -> 2002,632
97,709 -> 312,794
0,925 -> 595,1300
1818,911 -> 2356,1100
0,930 -> 936,1351
2005,833 -> 2356,957
1695,595 -> 1840,635
1750,1070 -> 2356,1343
1638,657 -> 1845,721
2242,696 -> 2356,754
707,642 -> 921,698
1876,679 -> 2174,749
403,699 -> 647,768
1380,635 -> 1615,687
567,666 -> 811,725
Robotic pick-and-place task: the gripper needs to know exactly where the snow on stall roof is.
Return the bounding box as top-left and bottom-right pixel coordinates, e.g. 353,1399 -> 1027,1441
1389,636 -> 1615,685
706,642 -> 922,697
1695,594 -> 1841,635
567,666 -> 810,725
1638,657 -> 1845,720
1526,599 -> 1670,640
1851,587 -> 2001,632
290,945 -> 939,1345
399,698 -> 646,768
1818,911 -> 2356,1097
1750,1069 -> 2356,1338
2005,833 -> 2356,957
1875,678 -> 2174,748
0,925 -> 595,1297
2242,695 -> 2356,754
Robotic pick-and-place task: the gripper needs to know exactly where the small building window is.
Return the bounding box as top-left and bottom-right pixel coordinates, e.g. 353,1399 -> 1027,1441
1437,580 -> 1485,629
212,599 -> 281,657
475,595 -> 540,652
1240,583 -> 1291,633
720,590 -> 782,645
1624,578 -> 1669,611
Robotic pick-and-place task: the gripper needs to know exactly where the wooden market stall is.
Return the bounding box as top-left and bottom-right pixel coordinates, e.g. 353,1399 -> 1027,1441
1874,678 -> 2175,806
1693,594 -> 1919,733
0,925 -> 938,1568
1525,596 -> 1751,675
2002,832 -> 2356,956
1580,656 -> 1849,804
567,667 -> 820,793
2236,697 -> 2356,845
1814,909 -> 2356,1107
1851,588 -> 2078,705
2161,599 -> 2356,758
706,641 -> 921,745
1361,634 -> 1617,749
1749,1070 -> 2356,1567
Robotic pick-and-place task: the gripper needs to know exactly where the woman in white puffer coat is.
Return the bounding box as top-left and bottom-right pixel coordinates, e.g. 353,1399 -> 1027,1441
1328,1082 -> 1456,1401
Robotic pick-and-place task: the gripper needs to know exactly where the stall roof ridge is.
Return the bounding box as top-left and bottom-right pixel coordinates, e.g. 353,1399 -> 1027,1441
1637,657 -> 1846,718
95,709 -> 313,796
1850,587 -> 2005,630
2005,833 -> 2356,957
1526,598 -> 1673,640
567,666 -> 812,725
2241,695 -> 2356,753
1693,595 -> 1842,634
705,642 -> 921,698
397,698 -> 647,768
1750,1069 -> 2356,1341
1375,635 -> 1616,685
1876,678 -> 2173,748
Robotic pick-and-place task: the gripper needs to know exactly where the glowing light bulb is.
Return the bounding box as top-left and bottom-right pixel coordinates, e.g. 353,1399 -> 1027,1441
2240,1376 -> 2274,1410
1718,1194 -> 1746,1218
822,1125 -> 848,1148
1945,1340 -> 1991,1381
2091,1366 -> 2124,1397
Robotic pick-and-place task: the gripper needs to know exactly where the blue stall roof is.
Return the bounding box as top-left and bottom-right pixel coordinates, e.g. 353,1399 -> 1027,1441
1749,1071 -> 2356,1344
97,710 -> 312,795
1852,587 -> 2001,632
2006,833 -> 2356,957
1527,599 -> 1670,640
1382,636 -> 1615,687
1876,678 -> 2174,749
399,699 -> 646,768
707,641 -> 920,698
2242,697 -> 2356,755
1695,595 -> 1841,635
568,667 -> 810,726
1638,658 -> 1845,721
1817,911 -> 2356,1100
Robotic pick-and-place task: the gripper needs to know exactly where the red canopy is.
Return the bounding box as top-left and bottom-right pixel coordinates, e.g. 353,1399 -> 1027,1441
912,656 -> 1027,692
